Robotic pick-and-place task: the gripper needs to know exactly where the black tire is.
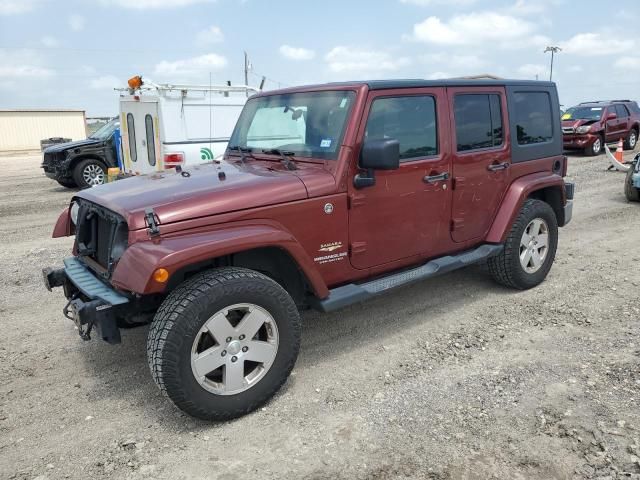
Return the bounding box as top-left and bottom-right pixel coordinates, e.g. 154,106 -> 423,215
624,128 -> 638,151
73,158 -> 107,189
584,136 -> 603,156
147,267 -> 301,421
488,199 -> 558,290
56,178 -> 77,188
625,165 -> 640,202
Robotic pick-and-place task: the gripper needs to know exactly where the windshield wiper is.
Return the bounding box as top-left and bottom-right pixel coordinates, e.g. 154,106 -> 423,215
227,145 -> 256,165
261,148 -> 297,171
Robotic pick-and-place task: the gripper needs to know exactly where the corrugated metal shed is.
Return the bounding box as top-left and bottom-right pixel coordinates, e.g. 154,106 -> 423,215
0,110 -> 87,153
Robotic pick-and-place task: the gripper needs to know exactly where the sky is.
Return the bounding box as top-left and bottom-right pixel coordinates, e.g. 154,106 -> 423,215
1,0 -> 639,116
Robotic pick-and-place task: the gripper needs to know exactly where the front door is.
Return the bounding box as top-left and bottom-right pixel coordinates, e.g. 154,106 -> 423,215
448,88 -> 510,243
348,88 -> 452,270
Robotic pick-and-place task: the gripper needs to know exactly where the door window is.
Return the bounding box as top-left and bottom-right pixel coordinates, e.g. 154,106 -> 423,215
512,92 -> 553,145
615,104 -> 629,118
365,96 -> 438,161
454,94 -> 503,151
126,113 -> 137,162
145,114 -> 156,166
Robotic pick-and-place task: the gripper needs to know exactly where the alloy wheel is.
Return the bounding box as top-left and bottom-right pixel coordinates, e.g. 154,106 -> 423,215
190,303 -> 279,396
82,164 -> 105,186
519,218 -> 549,274
592,138 -> 601,155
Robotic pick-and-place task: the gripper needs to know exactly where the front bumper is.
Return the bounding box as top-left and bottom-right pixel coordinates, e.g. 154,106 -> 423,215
563,133 -> 597,149
43,257 -> 129,344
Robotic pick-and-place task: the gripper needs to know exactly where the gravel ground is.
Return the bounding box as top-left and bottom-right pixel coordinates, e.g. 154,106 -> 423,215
1,151 -> 639,480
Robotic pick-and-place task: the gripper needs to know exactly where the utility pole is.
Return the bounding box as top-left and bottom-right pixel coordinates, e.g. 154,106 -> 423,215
544,46 -> 561,81
243,51 -> 250,96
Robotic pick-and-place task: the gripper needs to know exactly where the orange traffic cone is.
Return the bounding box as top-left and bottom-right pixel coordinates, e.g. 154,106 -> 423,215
615,138 -> 624,163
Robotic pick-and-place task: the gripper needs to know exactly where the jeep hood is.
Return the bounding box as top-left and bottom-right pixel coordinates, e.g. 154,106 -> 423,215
44,138 -> 101,153
75,161 -> 319,231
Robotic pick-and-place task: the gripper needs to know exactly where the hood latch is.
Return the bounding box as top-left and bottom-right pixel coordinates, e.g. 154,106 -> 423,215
144,208 -> 160,237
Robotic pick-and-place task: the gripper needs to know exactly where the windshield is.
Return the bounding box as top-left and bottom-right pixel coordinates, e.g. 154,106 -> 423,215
89,118 -> 119,140
562,106 -> 603,121
228,91 -> 356,160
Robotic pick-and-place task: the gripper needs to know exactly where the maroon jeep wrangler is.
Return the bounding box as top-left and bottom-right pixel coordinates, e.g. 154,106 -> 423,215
562,100 -> 640,156
44,79 -> 574,420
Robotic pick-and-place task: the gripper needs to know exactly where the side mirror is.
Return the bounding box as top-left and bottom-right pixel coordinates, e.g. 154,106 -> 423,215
354,138 -> 400,189
360,138 -> 400,170
607,112 -> 617,120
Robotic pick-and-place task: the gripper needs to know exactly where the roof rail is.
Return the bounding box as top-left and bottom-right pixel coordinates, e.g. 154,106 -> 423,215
578,100 -> 607,105
115,77 -> 260,94
610,99 -> 632,102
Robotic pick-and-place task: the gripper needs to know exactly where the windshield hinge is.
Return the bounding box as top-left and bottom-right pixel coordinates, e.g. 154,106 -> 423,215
144,208 -> 160,237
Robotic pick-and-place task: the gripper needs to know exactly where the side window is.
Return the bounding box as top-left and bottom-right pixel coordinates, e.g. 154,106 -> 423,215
144,114 -> 156,166
126,113 -> 137,162
365,96 -> 437,161
616,105 -> 629,118
454,94 -> 503,152
513,92 -> 553,145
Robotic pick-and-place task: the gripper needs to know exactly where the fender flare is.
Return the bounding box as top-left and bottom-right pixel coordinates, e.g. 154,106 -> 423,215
111,220 -> 329,298
486,172 -> 566,243
52,206 -> 72,238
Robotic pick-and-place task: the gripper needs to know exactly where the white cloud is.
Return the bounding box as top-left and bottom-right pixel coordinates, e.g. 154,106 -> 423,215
0,50 -> 54,78
41,36 -> 59,47
279,45 -> 315,61
561,33 -> 634,56
90,75 -> 121,89
154,53 -> 227,75
399,0 -> 475,5
195,25 -> 223,45
100,0 -> 215,8
68,14 -> 86,31
426,71 -> 451,79
325,46 -> 410,75
409,12 -> 535,47
421,53 -> 485,70
566,65 -> 583,73
613,57 -> 640,71
517,63 -> 549,79
0,0 -> 42,14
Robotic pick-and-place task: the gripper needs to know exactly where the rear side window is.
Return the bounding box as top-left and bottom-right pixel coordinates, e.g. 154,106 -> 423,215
145,114 -> 156,166
454,94 -> 503,152
615,105 -> 629,118
126,113 -> 137,162
365,95 -> 438,161
513,92 -> 553,145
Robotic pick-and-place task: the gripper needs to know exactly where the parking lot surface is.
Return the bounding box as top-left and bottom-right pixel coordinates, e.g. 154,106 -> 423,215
1,152 -> 639,480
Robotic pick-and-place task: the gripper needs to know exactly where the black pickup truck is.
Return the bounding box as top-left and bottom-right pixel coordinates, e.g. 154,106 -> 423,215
41,118 -> 119,189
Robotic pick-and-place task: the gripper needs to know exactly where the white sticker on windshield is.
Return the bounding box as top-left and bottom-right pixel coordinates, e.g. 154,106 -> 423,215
590,107 -> 602,111
339,98 -> 347,108
320,139 -> 332,148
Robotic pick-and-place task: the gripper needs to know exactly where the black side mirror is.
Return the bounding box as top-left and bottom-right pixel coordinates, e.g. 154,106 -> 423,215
354,138 -> 400,189
360,138 -> 400,170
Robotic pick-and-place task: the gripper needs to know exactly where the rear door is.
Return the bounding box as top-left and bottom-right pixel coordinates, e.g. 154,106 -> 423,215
120,98 -> 160,174
604,105 -> 622,142
448,88 -> 509,243
616,104 -> 631,137
348,88 -> 452,269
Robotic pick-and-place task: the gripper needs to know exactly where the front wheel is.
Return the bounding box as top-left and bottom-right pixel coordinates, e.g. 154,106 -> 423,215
147,267 -> 301,421
73,158 -> 107,188
625,165 -> 640,202
488,199 -> 558,290
585,136 -> 602,156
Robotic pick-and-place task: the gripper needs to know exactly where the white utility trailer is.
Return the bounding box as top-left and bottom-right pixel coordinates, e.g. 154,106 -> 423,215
118,78 -> 258,175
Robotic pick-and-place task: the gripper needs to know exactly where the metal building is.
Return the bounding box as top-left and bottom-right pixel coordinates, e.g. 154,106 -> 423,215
0,109 -> 87,154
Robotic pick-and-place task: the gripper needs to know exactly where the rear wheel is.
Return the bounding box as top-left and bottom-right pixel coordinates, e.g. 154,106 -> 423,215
147,267 -> 301,421
624,129 -> 638,150
585,136 -> 602,156
73,158 -> 107,188
625,166 -> 640,202
488,199 -> 558,290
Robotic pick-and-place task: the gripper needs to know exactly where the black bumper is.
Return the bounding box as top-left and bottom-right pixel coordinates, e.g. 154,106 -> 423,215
43,257 -> 129,344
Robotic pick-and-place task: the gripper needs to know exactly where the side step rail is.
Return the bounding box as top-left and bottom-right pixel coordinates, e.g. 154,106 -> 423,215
313,244 -> 503,312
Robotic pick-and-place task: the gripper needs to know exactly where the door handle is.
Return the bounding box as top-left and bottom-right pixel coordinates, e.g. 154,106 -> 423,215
487,162 -> 509,172
423,172 -> 449,183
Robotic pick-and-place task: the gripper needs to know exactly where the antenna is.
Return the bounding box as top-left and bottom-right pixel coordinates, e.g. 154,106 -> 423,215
209,71 -> 213,159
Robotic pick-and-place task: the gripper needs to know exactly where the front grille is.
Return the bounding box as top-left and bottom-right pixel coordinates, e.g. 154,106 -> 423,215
562,127 -> 575,134
74,199 -> 128,277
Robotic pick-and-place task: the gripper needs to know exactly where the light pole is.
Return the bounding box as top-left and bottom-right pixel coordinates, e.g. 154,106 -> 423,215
544,46 -> 561,81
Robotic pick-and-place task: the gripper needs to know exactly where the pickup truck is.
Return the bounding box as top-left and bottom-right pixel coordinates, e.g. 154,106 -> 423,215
43,79 -> 574,421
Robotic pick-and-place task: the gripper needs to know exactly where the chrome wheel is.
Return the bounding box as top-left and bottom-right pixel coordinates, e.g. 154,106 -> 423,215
629,131 -> 637,149
592,138 -> 601,155
190,303 -> 279,396
519,218 -> 549,274
82,163 -> 105,186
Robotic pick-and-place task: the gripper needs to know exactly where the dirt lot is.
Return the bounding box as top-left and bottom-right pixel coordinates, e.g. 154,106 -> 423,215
1,151 -> 639,480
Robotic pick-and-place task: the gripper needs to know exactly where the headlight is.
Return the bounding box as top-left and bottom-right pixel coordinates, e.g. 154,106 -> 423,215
576,125 -> 591,134
70,201 -> 79,225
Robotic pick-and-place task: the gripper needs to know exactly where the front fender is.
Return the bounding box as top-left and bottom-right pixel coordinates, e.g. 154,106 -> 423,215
486,172 -> 566,243
52,207 -> 72,237
111,221 -> 329,298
